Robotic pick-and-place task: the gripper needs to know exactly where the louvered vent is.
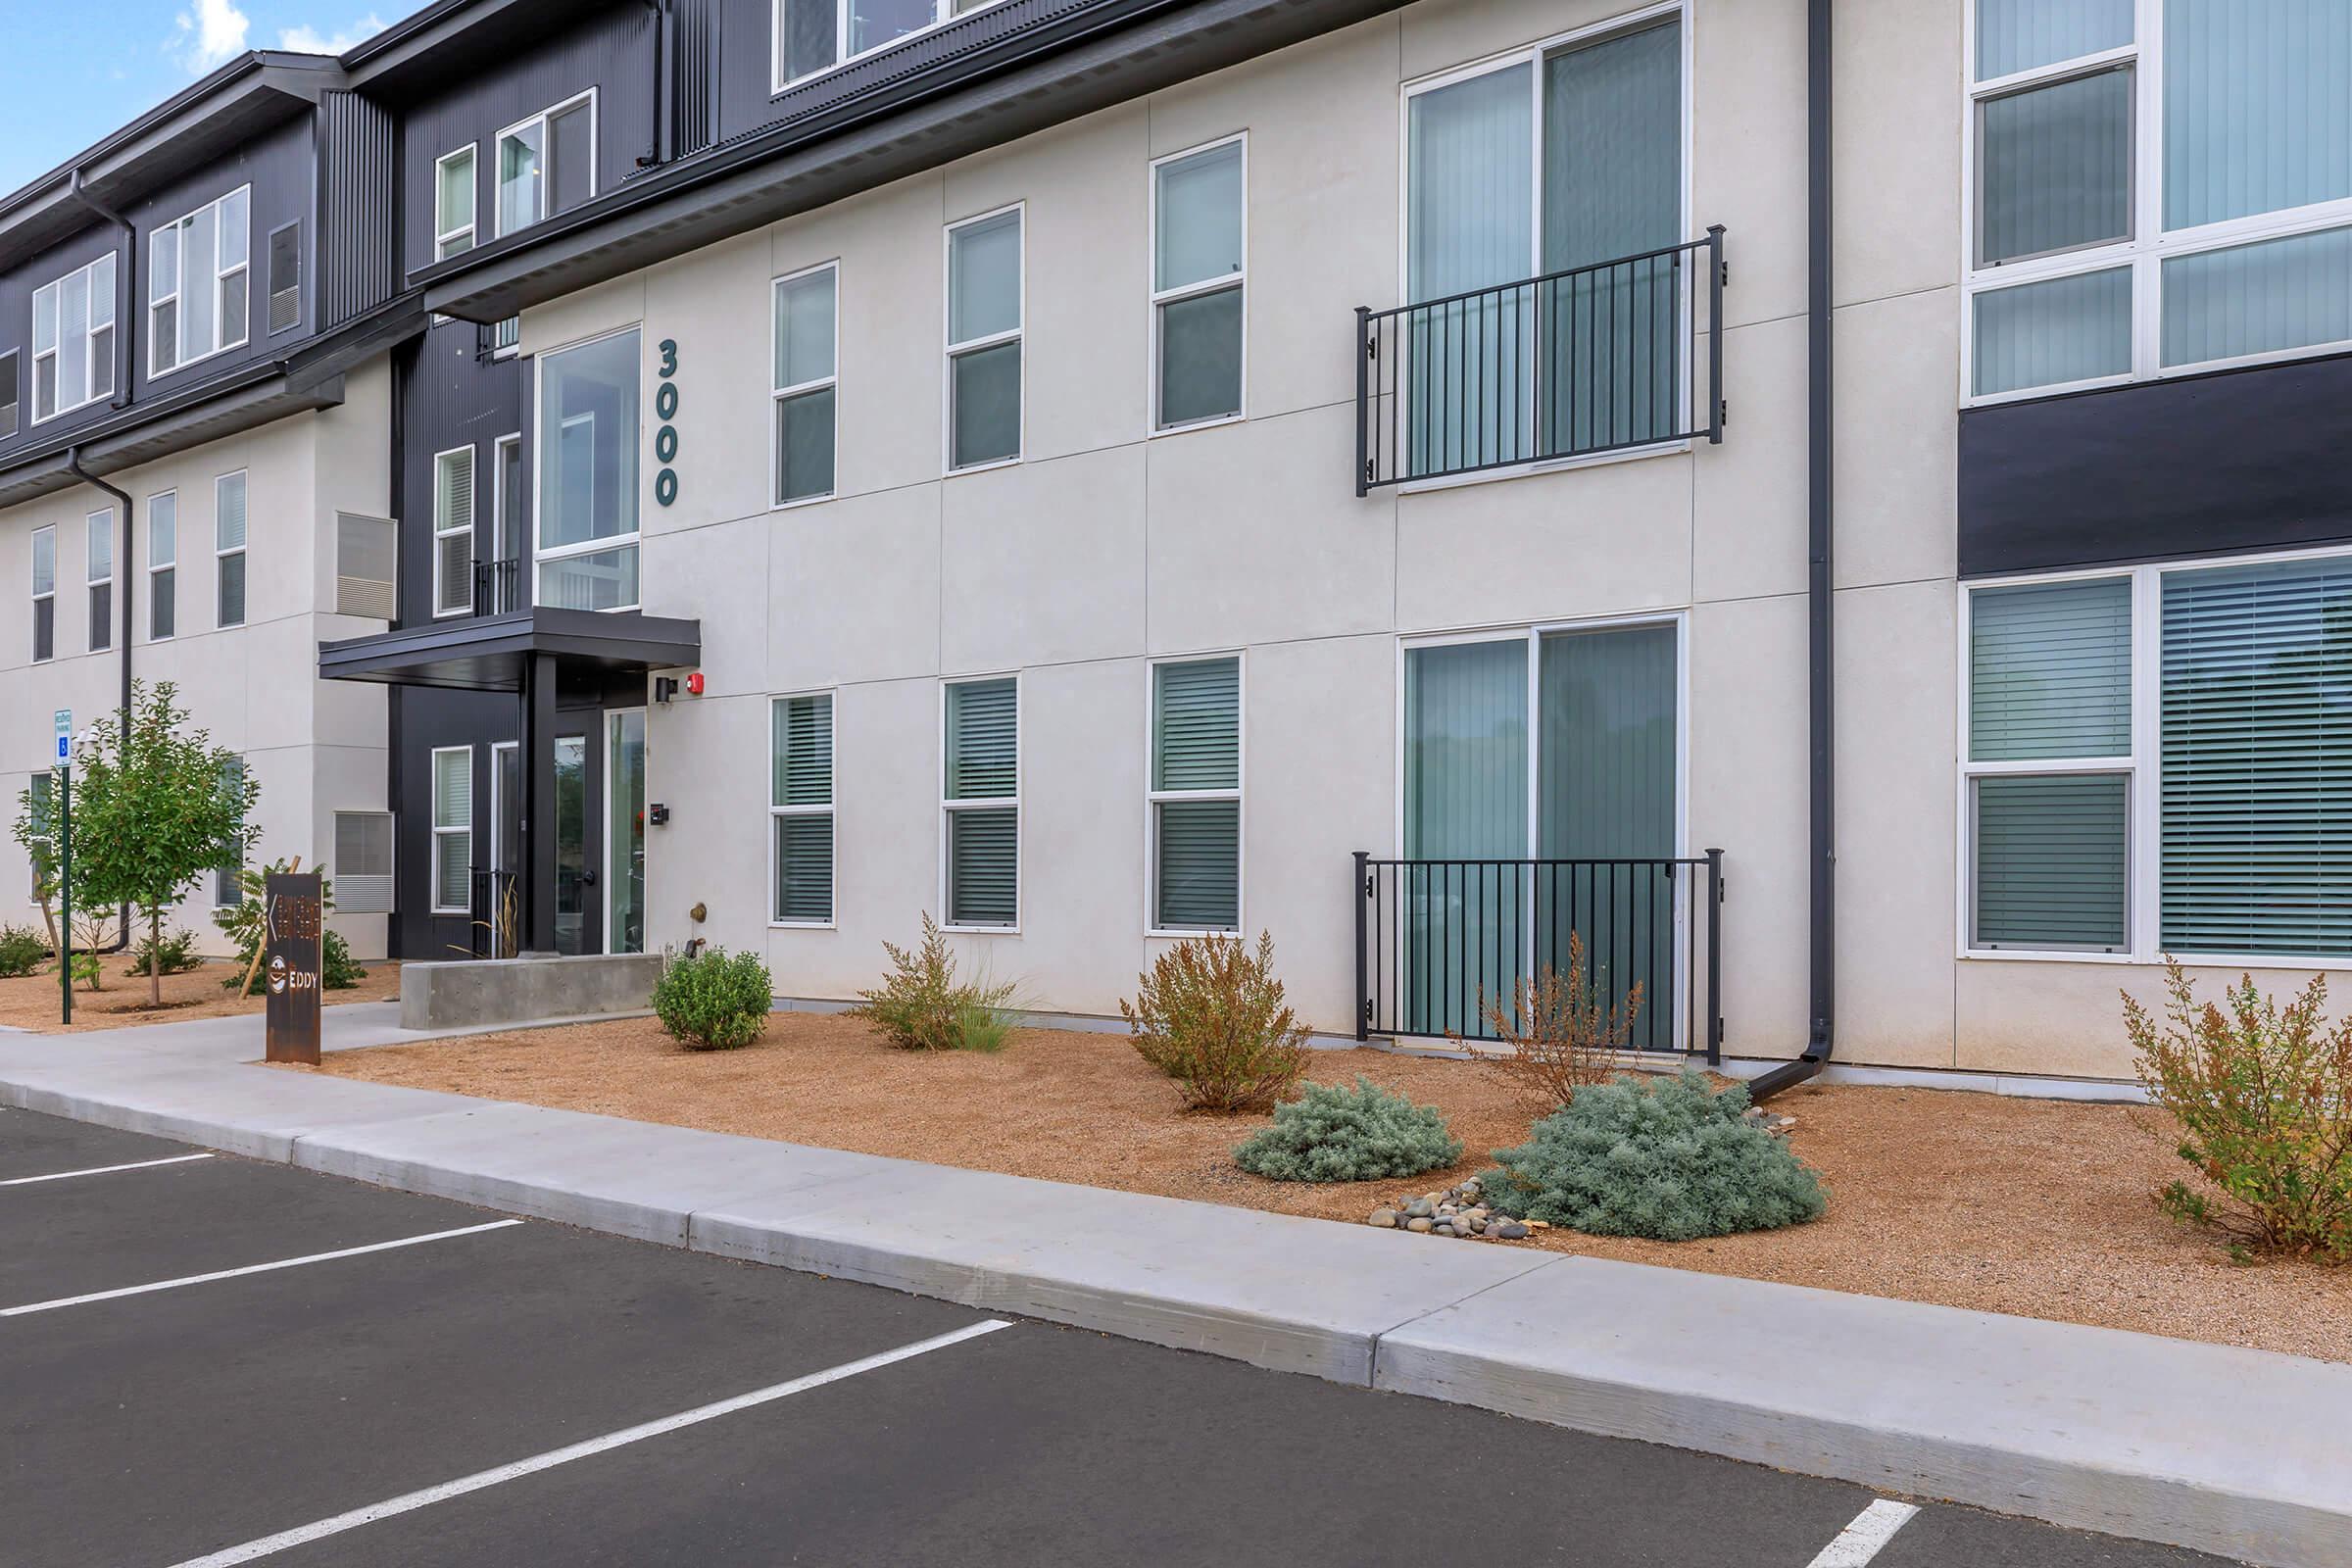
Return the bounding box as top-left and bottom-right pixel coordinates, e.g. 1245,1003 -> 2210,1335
335,512 -> 397,619
269,222 -> 303,334
334,811 -> 395,914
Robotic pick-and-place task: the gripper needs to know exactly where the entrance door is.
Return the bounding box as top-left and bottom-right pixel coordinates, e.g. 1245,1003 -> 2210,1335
552,733 -> 596,956
1401,622 -> 1680,1046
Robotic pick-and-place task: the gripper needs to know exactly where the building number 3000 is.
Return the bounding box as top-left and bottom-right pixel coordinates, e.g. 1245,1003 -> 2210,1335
655,337 -> 680,507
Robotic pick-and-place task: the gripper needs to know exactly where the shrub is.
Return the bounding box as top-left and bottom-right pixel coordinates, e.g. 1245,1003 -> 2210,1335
1122,932 -> 1309,1114
1233,1075 -> 1462,1183
848,913 -> 1020,1052
0,923 -> 48,978
1481,1069 -> 1826,1241
2128,961 -> 2352,1262
653,946 -> 773,1052
127,927 -> 204,977
1468,933 -> 1643,1111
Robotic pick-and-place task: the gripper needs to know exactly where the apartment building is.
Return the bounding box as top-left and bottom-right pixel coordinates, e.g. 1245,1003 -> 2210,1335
3,0 -> 2347,1085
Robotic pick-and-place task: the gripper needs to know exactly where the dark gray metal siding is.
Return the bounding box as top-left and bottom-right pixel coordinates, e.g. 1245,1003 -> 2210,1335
1958,354 -> 2352,577
318,90 -> 400,328
398,2 -> 660,278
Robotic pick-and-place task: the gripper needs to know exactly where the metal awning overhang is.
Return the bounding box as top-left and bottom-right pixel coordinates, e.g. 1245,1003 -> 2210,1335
318,607 -> 702,693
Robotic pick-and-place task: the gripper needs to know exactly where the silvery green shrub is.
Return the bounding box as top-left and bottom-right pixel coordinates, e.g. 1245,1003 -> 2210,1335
1233,1075 -> 1462,1183
1480,1069 -> 1826,1240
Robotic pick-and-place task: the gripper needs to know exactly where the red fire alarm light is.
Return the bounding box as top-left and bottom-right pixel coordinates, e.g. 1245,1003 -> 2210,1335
685,671 -> 706,696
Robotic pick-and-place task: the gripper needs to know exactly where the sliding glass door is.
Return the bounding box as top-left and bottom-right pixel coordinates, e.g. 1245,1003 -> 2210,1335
1401,622 -> 1680,1044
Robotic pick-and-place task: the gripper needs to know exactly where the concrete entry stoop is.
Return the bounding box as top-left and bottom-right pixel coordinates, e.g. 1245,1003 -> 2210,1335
400,954 -> 663,1030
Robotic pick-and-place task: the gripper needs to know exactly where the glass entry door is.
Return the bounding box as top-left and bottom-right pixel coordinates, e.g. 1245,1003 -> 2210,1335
606,709 -> 646,955
553,734 -> 593,956
1401,622 -> 1680,1044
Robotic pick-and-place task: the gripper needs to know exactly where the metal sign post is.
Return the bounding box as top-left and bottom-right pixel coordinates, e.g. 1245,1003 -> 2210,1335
53,710 -> 70,1027
264,872 -> 324,1064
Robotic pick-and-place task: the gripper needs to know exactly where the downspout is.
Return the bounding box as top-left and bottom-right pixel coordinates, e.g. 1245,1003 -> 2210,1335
641,0 -> 671,170
1749,0 -> 1835,1103
65,170 -> 133,416
63,447 -> 135,956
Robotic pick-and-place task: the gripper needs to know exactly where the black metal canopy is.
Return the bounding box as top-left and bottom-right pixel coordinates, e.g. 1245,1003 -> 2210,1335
318,606 -> 702,693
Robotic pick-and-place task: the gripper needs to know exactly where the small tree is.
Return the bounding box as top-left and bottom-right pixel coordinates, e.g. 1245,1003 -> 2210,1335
70,682 -> 260,1008
11,774 -> 62,951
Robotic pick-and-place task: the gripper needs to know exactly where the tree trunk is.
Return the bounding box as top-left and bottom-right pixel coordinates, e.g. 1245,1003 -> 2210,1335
35,893 -> 56,952
149,909 -> 163,1008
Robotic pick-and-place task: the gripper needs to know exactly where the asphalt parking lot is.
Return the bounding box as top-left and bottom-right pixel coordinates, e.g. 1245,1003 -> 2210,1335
0,1103 -> 2245,1568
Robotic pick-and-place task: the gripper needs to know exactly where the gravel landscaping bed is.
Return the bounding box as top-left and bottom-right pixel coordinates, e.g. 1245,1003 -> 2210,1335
294,1009 -> 2352,1364
0,956 -> 399,1032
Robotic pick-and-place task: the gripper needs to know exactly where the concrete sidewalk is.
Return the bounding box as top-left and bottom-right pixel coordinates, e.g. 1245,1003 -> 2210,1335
1,1006 -> 2340,1567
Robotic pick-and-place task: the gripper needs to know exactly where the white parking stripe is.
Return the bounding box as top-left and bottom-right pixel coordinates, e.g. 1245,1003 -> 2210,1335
1805,1499 -> 1920,1566
0,1152 -> 215,1186
0,1218 -> 524,1317
168,1318 -> 1016,1566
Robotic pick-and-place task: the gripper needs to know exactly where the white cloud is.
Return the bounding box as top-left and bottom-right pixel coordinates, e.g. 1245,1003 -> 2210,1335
168,0 -> 251,73
277,13 -> 386,55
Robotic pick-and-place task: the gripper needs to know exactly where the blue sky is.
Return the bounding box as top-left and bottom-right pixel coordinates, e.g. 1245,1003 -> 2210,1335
1,0 -> 395,198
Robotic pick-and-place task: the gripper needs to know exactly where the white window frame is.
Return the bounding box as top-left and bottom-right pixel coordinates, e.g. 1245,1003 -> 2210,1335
29,524 -> 55,663
434,144 -> 478,262
491,430 -> 523,609
149,185 -> 251,381
495,91 -> 598,239
29,253 -> 117,423
942,203 -> 1024,476
1956,542 -> 2352,968
147,490 -> 177,642
530,325 -> 640,613
1394,2 -> 1696,487
86,507 -> 113,655
768,688 -> 838,929
431,443 -> 476,619
1145,652 -> 1246,938
602,706 -> 648,956
488,740 -> 518,876
938,670 -> 1020,934
771,0 -> 1011,96
430,744 -> 474,916
770,259 -> 840,510
1147,134 -> 1249,436
1961,0 -> 2352,406
215,469 -> 247,629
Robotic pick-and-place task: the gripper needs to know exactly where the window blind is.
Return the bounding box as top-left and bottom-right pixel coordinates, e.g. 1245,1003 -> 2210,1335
435,449 -> 474,615
946,679 -> 1016,926
1152,659 -> 1238,792
1156,801 -> 1239,930
948,808 -> 1017,927
946,679 -> 1016,800
773,693 -> 832,806
772,693 -> 834,924
1153,659 -> 1240,930
1970,577 -> 2132,760
2163,0 -> 2352,231
2161,556 -> 2352,956
774,817 -> 834,924
1977,0 -> 2132,79
1975,773 -> 2130,951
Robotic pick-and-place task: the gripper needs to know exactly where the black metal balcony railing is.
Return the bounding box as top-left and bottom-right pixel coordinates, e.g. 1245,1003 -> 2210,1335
1354,227 -> 1726,494
477,316 -> 521,359
1352,852 -> 1723,1062
473,558 -> 520,615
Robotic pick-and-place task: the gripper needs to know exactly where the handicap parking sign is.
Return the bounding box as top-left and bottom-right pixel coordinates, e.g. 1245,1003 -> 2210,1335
52,710 -> 70,765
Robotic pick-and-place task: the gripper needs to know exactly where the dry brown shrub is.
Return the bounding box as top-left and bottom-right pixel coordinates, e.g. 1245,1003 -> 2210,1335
1122,932 -> 1308,1114
1467,931 -> 1644,1111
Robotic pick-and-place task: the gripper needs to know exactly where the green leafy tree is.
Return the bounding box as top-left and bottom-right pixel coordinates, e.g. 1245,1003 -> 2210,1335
11,774 -> 61,950
70,682 -> 260,1008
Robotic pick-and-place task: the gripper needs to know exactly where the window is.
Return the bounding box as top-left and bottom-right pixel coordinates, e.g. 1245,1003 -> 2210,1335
1,349 -> 19,438
1964,550 -> 2352,960
1401,12 -> 1686,469
86,508 -> 113,654
772,263 -> 837,505
942,676 -> 1017,927
490,432 -> 522,612
435,145 -> 477,260
946,207 -> 1021,470
30,524 -> 55,662
1152,138 -> 1246,430
1150,658 -> 1241,932
431,746 -> 473,914
1967,1 -> 2352,399
536,328 -> 639,610
267,221 -> 303,335
497,94 -> 595,237
30,253 -> 117,421
214,757 -> 247,907
774,0 -> 1006,92
490,741 -> 520,876
433,445 -> 476,617
150,187 -> 250,377
26,773 -> 52,896
148,491 -> 177,640
215,470 -> 247,627
771,692 -> 835,924
334,810 -> 395,914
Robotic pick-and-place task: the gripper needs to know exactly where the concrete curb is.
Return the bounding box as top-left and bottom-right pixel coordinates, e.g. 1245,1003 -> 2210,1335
1,1021 -> 2341,1567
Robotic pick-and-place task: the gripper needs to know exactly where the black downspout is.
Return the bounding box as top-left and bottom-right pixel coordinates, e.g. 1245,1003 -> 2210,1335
64,448 -> 136,956
1750,0 -> 1835,1104
641,0 -> 670,170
